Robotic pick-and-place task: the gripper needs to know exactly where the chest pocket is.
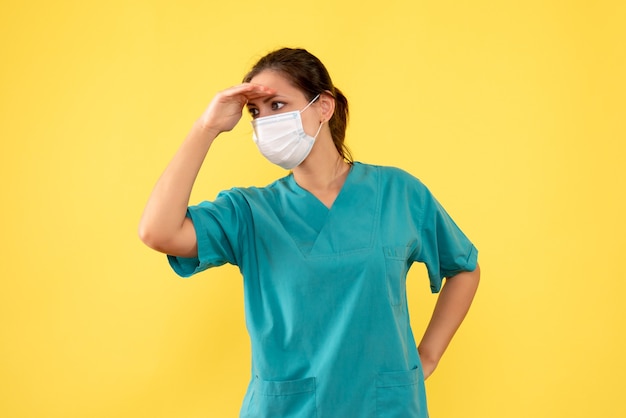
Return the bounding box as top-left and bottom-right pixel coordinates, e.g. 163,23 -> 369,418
245,376 -> 317,418
383,246 -> 411,307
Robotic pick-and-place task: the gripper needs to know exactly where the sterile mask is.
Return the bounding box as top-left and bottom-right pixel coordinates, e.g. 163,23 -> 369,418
251,94 -> 323,170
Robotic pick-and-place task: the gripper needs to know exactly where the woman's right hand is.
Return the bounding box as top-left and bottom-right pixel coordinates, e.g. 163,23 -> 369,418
198,83 -> 276,135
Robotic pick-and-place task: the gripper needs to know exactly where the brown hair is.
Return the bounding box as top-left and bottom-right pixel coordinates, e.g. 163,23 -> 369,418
243,48 -> 352,162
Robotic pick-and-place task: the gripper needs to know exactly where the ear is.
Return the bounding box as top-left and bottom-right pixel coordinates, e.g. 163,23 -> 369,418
318,90 -> 336,123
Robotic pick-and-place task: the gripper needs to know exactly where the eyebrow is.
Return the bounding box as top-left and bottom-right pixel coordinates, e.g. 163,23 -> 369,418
246,94 -> 286,107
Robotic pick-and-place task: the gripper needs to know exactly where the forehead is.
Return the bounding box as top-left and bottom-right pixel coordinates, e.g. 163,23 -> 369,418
249,70 -> 304,97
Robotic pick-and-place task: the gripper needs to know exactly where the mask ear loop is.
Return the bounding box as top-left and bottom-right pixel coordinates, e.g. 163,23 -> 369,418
312,119 -> 325,139
300,93 -> 324,139
300,94 -> 321,114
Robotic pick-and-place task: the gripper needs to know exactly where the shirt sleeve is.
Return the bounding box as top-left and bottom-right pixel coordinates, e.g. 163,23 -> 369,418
167,190 -> 248,278
413,186 -> 478,293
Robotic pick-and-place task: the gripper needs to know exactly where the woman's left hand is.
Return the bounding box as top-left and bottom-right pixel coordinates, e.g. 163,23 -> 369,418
419,353 -> 439,380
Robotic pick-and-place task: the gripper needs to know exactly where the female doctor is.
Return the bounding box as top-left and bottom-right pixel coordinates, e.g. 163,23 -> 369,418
139,47 -> 480,418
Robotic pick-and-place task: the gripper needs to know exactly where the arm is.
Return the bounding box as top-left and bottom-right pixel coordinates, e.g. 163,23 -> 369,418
418,263 -> 480,379
138,83 -> 275,258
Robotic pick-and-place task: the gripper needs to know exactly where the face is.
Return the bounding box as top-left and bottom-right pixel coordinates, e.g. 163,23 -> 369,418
246,70 -> 322,135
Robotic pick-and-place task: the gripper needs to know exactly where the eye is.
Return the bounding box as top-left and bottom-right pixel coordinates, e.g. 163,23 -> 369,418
248,107 -> 259,117
271,101 -> 286,111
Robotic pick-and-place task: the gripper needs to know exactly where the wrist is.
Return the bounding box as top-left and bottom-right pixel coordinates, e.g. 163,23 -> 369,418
194,118 -> 220,142
417,344 -> 442,367
417,346 -> 441,380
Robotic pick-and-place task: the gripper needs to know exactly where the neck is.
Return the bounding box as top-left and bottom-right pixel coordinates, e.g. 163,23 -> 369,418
292,133 -> 351,198
295,155 -> 349,190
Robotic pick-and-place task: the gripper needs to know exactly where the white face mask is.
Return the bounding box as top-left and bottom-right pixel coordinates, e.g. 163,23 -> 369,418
251,94 -> 323,170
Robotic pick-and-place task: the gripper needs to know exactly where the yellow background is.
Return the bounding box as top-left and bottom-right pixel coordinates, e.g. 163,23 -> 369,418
1,0 -> 624,417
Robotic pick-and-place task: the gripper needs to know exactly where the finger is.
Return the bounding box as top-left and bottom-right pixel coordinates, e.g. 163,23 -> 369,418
221,83 -> 276,101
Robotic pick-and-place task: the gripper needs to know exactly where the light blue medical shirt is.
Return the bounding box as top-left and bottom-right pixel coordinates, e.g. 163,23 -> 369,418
168,162 -> 478,418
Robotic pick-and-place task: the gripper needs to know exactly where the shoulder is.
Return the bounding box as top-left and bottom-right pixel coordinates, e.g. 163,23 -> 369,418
213,174 -> 292,206
354,161 -> 428,191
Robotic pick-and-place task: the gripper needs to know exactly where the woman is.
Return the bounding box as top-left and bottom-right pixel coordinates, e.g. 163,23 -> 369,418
139,47 -> 480,418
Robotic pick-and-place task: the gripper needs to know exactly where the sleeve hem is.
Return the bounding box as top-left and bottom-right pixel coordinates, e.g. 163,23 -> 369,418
429,245 -> 479,293
166,207 -> 213,278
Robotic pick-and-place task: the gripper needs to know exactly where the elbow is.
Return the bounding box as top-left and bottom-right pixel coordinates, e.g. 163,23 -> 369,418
138,221 -> 167,252
138,219 -> 195,257
138,222 -> 156,249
